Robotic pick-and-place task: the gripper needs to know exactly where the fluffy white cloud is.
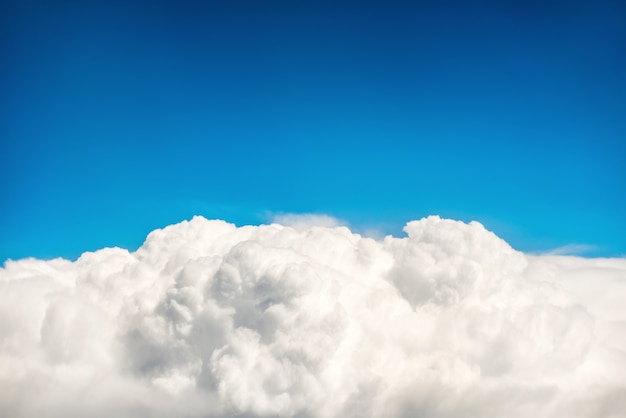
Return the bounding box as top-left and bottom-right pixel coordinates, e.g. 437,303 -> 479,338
1,216 -> 625,418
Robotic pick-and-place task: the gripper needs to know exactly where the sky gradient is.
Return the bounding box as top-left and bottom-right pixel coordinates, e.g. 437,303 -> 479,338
2,0 -> 625,260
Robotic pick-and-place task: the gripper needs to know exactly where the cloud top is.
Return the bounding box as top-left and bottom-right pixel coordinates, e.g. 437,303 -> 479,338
1,216 -> 625,418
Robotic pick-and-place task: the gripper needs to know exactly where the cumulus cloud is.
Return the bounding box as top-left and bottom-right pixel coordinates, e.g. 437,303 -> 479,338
1,215 -> 625,418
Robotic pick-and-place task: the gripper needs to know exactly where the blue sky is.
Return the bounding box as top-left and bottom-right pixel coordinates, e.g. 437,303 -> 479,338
1,0 -> 625,260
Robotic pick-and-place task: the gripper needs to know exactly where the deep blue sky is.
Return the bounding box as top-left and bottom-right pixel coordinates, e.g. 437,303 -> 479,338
2,0 -> 625,260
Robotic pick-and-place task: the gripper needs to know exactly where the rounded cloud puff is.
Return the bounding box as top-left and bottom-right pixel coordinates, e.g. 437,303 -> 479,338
1,216 -> 625,417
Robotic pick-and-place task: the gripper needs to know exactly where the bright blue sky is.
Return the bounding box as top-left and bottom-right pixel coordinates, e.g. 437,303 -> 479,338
2,0 -> 625,260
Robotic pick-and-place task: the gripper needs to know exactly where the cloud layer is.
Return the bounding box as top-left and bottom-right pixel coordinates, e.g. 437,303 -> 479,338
1,216 -> 625,417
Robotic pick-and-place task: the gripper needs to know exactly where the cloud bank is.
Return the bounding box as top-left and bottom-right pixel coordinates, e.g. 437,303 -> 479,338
1,216 -> 625,418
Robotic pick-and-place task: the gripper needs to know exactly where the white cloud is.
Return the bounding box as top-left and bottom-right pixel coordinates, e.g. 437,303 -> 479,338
1,215 -> 625,418
270,212 -> 345,230
543,244 -> 597,256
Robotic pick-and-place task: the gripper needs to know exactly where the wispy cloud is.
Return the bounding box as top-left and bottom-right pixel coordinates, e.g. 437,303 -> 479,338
269,212 -> 346,230
543,243 -> 598,256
